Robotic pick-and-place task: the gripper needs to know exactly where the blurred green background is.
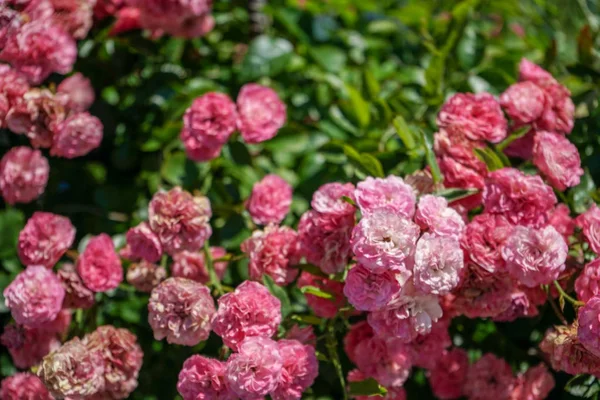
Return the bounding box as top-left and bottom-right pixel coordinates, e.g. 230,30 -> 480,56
1,0 -> 600,398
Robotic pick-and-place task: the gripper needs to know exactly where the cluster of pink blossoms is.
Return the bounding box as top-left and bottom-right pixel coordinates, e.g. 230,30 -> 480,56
181,84 -> 287,161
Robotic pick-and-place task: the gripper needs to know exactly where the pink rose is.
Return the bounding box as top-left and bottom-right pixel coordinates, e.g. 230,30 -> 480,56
1,324 -> 60,369
413,233 -> 464,295
18,212 -> 75,268
575,258 -> 600,303
343,264 -> 403,311
51,112 -> 104,158
344,321 -> 374,365
437,92 -> 507,143
247,174 -> 293,225
500,81 -> 546,125
225,336 -> 283,399
578,297 -> 600,358
463,354 -> 516,400
451,268 -> 513,319
57,72 -> 95,111
212,281 -> 282,351
177,355 -> 234,400
408,321 -> 452,369
49,0 -> 94,39
0,146 -> 49,205
354,336 -> 412,388
548,204 -> 575,240
126,260 -> 166,293
148,187 -> 212,255
414,195 -> 465,239
297,271 -> 346,319
237,83 -> 286,144
4,266 -> 65,327
577,203 -> 600,254
311,182 -> 356,217
125,222 -> 163,263
532,130 -> 583,191
77,233 -> 123,292
540,324 -> 600,377
355,176 -> 416,218
461,213 -> 514,274
271,339 -> 319,400
285,324 -> 316,347
0,373 -> 53,400
171,247 -> 228,284
428,348 -> 469,400
57,263 -> 95,309
126,0 -> 213,38
148,277 -> 215,346
510,364 -> 554,400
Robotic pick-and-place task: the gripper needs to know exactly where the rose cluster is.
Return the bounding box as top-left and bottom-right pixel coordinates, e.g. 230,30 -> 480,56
180,84 -> 287,162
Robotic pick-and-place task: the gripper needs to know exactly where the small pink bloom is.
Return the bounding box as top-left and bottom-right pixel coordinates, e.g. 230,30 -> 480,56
4,266 -> 65,327
125,222 -> 163,263
1,324 -> 60,369
578,297 -> 600,358
577,203 -> 600,254
355,176 -> 416,218
351,209 -> 420,273
519,59 -> 555,83
177,355 -> 234,400
297,271 -> 346,319
126,0 -> 213,38
344,264 -> 403,311
415,195 -> 465,239
171,247 -> 228,284
237,83 -> 286,144
18,212 -> 75,268
576,258 -> 600,303
511,364 -> 555,400
212,281 -> 281,351
311,182 -> 356,217
344,321 -> 375,365
57,72 -> 95,111
225,336 -> 283,399
77,233 -> 123,292
51,112 -> 104,159
110,6 -> 142,35
483,168 -> 556,226
437,155 -> 485,210
0,146 -> 49,205
181,92 -> 237,161
126,260 -> 166,293
451,267 -> 513,319
548,203 -> 575,240
501,225 -> 567,287
413,233 -> 464,295
408,321 -> 452,369
148,187 -> 212,255
49,0 -> 95,39
94,0 -> 125,19
437,92 -> 507,143
536,83 -> 575,134
57,263 -> 95,309
463,354 -> 516,400
0,373 -> 53,400
532,130 -> 583,191
461,213 -> 514,274
493,287 -> 542,322
540,324 -> 600,377
241,224 -> 300,285
500,81 -> 546,125
354,336 -> 412,388
148,277 -> 215,346
428,348 -> 469,400
285,324 -> 316,347
247,174 -> 293,225
272,339 -> 319,400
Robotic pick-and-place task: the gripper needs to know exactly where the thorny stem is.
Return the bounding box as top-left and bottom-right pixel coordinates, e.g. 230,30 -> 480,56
553,280 -> 585,307
204,242 -> 224,296
326,317 -> 348,400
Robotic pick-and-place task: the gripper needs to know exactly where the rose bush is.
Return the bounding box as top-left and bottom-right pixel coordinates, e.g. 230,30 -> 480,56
1,1 -> 600,399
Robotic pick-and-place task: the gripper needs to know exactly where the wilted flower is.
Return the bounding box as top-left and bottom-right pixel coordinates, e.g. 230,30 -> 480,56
539,324 -> 600,377
271,339 -> 319,400
148,277 -> 215,346
0,373 -> 53,400
177,355 -> 234,400
578,297 -> 600,358
237,83 -> 286,144
247,174 -> 293,225
18,212 -> 75,268
510,364 -> 555,400
57,263 -> 95,309
355,176 -> 416,218
126,261 -> 166,293
0,146 -> 49,205
77,233 -> 123,292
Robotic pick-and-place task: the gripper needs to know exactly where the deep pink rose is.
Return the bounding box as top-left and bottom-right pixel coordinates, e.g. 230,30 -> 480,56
125,222 -> 163,263
171,247 -> 228,284
177,355 -> 234,400
463,354 -> 516,400
237,83 -> 286,144
0,146 -> 49,205
77,233 -> 123,292
0,373 -> 53,400
18,212 -> 75,268
532,130 -> 583,191
247,174 -> 293,225
51,112 -> 104,158
428,348 -> 469,400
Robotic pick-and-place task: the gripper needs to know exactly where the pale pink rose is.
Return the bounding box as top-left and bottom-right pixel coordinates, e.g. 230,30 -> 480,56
126,261 -> 166,293
57,263 -> 95,309
83,325 -> 144,399
548,203 -> 575,240
148,277 -> 215,346
428,348 -> 469,400
225,337 -> 283,399
0,373 -> 53,400
18,211 -> 75,268
451,267 -> 513,318
38,337 -> 105,398
483,168 -> 556,226
247,174 -> 293,225
351,209 -> 420,273
461,213 -> 514,274
501,225 -> 567,287
181,92 -> 237,161
311,182 -> 356,217
237,83 -> 286,144
463,354 -> 516,400
578,297 -> 600,358
51,112 -> 104,158
177,355 -> 235,400
272,339 -> 319,400
297,271 -> 346,319
241,224 -> 300,285
4,266 -> 65,327
298,210 -> 354,274
354,336 -> 412,388
540,324 -> 600,377
577,203 -> 600,254
343,264 -> 402,311
212,281 -> 281,351
77,233 -> 123,292
500,81 -> 546,125
125,222 -> 163,263
0,146 -> 49,204
1,324 -> 60,369
57,72 -> 95,111
437,92 -> 507,143
408,321 -> 452,369
148,187 -> 212,255
126,0 -> 213,38
355,176 -> 416,218
413,233 -> 464,295
532,130 -> 583,191
576,258 -> 600,303
285,324 -> 316,347
510,364 -> 554,400
171,247 -> 228,284
49,0 -> 95,39
415,195 -> 465,239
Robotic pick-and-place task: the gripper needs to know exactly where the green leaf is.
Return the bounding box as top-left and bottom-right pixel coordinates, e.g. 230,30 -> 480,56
348,378 -> 388,397
300,285 -> 334,299
419,130 -> 442,184
262,275 -> 292,318
310,46 -> 347,73
496,125 -> 531,151
342,85 -> 371,128
295,263 -> 329,278
343,145 -> 384,178
473,147 -> 506,171
570,169 -> 596,214
161,151 -> 187,185
363,70 -> 381,100
0,209 -> 24,258
239,36 -> 293,81
457,25 -> 484,70
565,374 -> 600,398
435,188 -> 478,203
392,116 -> 417,150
